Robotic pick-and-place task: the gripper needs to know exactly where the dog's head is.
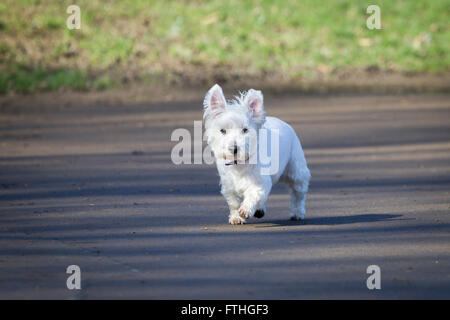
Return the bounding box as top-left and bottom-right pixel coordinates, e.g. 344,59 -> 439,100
203,84 -> 265,166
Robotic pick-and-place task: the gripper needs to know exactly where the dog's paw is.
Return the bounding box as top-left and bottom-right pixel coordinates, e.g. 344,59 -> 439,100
254,209 -> 265,219
238,207 -> 251,219
289,212 -> 305,222
229,215 -> 246,225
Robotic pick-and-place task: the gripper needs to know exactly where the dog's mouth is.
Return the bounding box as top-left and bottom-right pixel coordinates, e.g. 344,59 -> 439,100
225,156 -> 249,166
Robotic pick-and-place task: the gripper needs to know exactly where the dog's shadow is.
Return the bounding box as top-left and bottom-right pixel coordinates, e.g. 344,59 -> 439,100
253,213 -> 405,228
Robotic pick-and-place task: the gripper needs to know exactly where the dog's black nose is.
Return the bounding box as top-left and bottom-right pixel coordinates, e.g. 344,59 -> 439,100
233,145 -> 238,155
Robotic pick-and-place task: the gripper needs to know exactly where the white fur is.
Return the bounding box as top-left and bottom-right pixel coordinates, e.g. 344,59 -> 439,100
203,84 -> 311,225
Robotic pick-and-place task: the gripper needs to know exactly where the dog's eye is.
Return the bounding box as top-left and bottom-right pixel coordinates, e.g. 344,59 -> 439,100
242,128 -> 248,133
220,129 -> 226,135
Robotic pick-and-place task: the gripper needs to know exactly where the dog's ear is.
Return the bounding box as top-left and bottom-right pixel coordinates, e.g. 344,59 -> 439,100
244,89 -> 265,125
203,84 -> 226,121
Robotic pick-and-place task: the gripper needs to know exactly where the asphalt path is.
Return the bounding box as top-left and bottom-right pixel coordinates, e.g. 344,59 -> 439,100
0,93 -> 449,299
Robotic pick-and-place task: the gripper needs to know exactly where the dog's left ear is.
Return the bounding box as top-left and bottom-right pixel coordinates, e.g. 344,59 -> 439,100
244,89 -> 265,125
203,84 -> 227,122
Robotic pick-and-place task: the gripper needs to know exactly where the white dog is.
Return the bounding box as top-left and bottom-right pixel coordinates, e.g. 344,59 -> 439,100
203,84 -> 310,225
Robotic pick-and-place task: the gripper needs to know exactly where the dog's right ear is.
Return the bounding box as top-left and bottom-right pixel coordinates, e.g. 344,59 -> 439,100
203,84 -> 226,121
244,89 -> 265,125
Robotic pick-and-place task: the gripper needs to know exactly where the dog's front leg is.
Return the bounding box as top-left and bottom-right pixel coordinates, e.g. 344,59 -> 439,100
222,191 -> 246,225
238,185 -> 266,220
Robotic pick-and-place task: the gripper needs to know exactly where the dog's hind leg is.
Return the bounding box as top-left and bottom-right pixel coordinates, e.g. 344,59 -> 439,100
288,181 -> 308,220
286,154 -> 310,221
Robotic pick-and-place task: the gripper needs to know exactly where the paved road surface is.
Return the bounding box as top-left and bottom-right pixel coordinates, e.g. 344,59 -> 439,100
0,93 -> 449,299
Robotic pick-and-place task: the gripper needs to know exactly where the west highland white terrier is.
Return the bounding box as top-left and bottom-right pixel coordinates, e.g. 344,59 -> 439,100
203,84 -> 311,225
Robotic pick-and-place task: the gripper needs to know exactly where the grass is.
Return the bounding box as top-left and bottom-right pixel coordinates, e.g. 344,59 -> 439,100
0,68 -> 88,93
0,0 -> 448,93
